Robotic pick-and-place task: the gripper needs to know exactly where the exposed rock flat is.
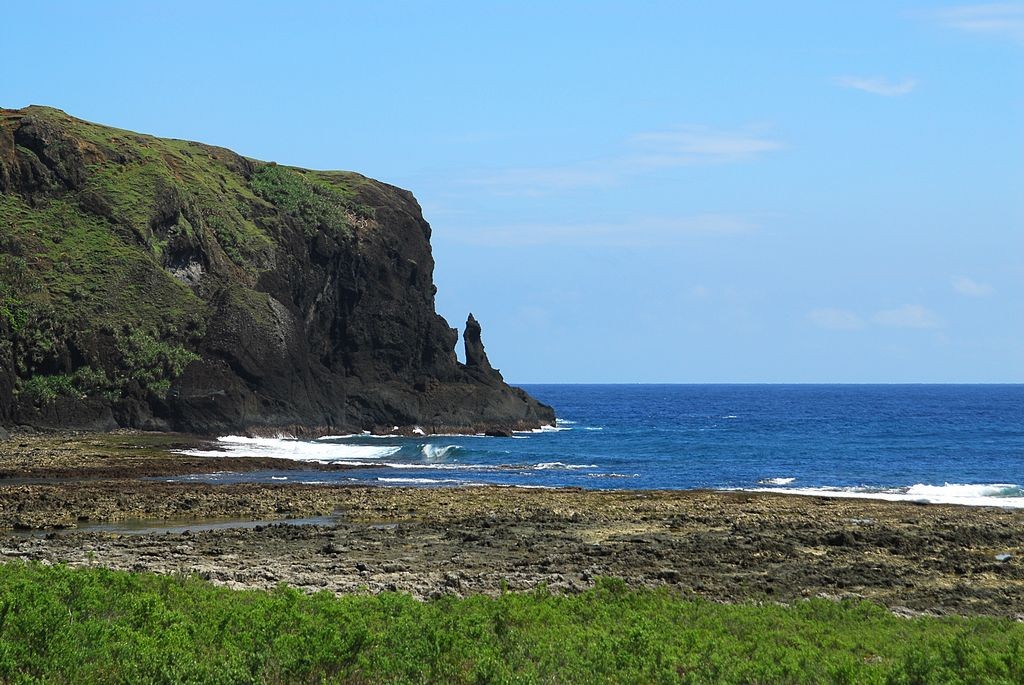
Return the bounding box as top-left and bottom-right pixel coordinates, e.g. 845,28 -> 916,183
0,434 -> 1021,617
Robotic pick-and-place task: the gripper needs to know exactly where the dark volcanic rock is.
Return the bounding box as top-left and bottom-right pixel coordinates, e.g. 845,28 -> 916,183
0,106 -> 554,435
464,313 -> 497,376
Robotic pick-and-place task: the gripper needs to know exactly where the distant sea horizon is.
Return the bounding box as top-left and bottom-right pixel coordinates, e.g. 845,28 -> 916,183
175,384 -> 1024,508
505,382 -> 1024,386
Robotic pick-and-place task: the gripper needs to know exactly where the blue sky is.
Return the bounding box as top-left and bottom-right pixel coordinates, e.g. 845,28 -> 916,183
6,2 -> 1022,382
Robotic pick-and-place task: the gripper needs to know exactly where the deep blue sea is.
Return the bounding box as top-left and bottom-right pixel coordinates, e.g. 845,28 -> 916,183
178,385 -> 1024,507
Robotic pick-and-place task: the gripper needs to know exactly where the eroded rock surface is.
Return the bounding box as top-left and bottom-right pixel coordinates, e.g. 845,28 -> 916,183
2,483 -> 1021,617
0,106 -> 553,434
0,434 -> 1020,617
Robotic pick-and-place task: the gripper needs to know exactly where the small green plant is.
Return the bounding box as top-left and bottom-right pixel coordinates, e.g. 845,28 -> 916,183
69,365 -> 109,391
0,300 -> 27,332
250,164 -> 366,237
19,375 -> 78,403
0,253 -> 31,332
114,328 -> 198,396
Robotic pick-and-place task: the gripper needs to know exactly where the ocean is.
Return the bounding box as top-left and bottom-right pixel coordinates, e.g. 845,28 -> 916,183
177,384 -> 1024,507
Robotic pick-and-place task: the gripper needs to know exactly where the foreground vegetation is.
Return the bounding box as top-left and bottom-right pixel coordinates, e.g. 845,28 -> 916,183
0,563 -> 1020,684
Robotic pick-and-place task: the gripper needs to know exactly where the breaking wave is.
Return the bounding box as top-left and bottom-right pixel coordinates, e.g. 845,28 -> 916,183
420,444 -> 460,460
377,477 -> 473,485
516,424 -> 572,434
746,482 -> 1024,508
316,432 -> 394,440
177,436 -> 401,462
379,461 -> 598,472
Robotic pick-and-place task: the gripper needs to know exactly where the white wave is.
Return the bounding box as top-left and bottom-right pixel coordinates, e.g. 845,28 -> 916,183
316,432 -> 374,440
377,477 -> 466,485
420,444 -> 460,460
394,432 -> 495,438
759,477 -> 795,486
380,462 -> 494,471
516,424 -> 572,435
745,482 -> 1024,508
326,432 -> 496,439
177,435 -> 400,462
905,483 -> 1022,499
533,462 -> 598,470
556,418 -> 577,425
317,431 -> 413,440
588,473 -> 639,479
496,483 -> 557,489
377,461 -> 599,473
583,426 -> 604,431
722,415 -> 738,419
379,462 -> 557,473
270,476 -> 288,481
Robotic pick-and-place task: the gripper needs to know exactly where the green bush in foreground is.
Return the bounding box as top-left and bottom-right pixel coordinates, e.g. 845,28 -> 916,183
0,563 -> 1020,684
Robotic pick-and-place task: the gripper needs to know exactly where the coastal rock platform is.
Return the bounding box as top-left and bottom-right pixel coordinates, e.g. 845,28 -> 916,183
0,434 -> 1021,618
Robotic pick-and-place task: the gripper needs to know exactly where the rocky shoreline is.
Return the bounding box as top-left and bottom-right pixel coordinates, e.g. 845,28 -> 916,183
0,433 -> 1021,618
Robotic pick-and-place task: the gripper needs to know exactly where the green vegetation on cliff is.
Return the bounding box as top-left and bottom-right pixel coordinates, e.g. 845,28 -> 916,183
0,105 -> 555,433
0,562 -> 1021,684
250,164 -> 373,238
0,106 -> 367,416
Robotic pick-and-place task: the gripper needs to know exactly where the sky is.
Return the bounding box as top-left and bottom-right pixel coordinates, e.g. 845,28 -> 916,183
5,2 -> 1022,382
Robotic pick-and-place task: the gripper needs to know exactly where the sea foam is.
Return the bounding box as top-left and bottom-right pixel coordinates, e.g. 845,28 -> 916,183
377,477 -> 473,485
516,424 -> 572,434
178,436 -> 401,462
747,482 -> 1024,508
420,444 -> 460,460
758,477 -> 796,485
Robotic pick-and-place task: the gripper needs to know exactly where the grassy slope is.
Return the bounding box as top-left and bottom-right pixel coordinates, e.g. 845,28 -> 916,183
0,562 -> 1020,684
0,106 -> 372,404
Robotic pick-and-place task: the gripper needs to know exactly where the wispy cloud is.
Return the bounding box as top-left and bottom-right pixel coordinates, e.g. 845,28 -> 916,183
952,275 -> 994,296
808,308 -> 865,331
835,76 -> 917,96
466,164 -> 621,193
626,126 -> 784,163
873,305 -> 943,329
936,3 -> 1024,43
444,214 -> 758,248
464,125 -> 783,195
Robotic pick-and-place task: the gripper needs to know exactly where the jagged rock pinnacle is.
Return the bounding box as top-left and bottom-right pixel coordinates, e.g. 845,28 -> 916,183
463,313 -> 494,373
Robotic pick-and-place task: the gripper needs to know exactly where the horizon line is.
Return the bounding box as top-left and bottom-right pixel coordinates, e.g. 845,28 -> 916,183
509,381 -> 1024,386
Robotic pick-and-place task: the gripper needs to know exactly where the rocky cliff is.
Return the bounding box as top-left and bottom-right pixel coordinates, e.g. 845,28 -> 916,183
0,106 -> 553,435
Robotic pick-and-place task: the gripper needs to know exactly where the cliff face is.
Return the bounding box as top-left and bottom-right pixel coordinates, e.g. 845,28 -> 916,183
0,106 -> 553,434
